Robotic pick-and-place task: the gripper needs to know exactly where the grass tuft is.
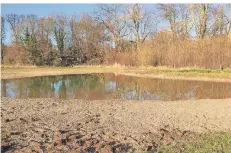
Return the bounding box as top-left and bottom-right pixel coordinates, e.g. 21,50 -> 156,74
153,132 -> 231,153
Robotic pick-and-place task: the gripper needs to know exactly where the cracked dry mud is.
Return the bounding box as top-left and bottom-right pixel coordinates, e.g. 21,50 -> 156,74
1,98 -> 231,152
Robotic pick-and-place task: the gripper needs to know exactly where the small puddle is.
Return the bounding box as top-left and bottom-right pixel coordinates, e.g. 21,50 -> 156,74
1,73 -> 231,101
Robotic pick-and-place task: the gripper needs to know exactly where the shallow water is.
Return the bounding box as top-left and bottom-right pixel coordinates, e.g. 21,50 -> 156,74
1,73 -> 231,101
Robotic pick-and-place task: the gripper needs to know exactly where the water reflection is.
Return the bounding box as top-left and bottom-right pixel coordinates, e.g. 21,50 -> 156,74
1,73 -> 231,101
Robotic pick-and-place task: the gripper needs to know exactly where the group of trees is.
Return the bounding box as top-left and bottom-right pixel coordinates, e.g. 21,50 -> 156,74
1,13 -> 106,66
1,4 -> 231,68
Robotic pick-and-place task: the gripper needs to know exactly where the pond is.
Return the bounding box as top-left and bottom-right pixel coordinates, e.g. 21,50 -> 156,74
1,73 -> 231,101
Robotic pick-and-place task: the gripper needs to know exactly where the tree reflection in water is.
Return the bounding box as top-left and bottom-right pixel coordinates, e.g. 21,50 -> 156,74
1,74 -> 231,101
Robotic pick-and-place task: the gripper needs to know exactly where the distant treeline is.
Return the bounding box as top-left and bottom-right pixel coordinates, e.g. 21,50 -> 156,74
1,4 -> 231,69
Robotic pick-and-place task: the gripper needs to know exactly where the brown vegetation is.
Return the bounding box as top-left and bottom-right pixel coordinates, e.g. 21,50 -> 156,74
104,35 -> 231,69
1,4 -> 231,69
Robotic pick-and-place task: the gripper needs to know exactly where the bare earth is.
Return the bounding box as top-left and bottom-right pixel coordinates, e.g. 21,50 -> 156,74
1,68 -> 231,152
1,69 -> 120,80
120,72 -> 231,83
1,67 -> 231,83
1,98 -> 231,152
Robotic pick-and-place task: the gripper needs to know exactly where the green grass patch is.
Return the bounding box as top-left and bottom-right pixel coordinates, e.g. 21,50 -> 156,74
145,67 -> 231,77
184,132 -> 231,153
179,69 -> 231,74
1,66 -> 231,78
154,132 -> 231,153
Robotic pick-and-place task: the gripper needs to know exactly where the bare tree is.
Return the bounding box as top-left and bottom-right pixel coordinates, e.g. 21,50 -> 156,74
37,17 -> 54,64
210,4 -> 231,36
37,18 -> 53,48
26,14 -> 38,36
190,4 -> 210,39
158,4 -> 192,40
126,4 -> 154,51
158,4 -> 178,38
94,4 -> 128,52
63,14 -> 84,65
18,14 -> 38,43
77,13 -> 105,64
1,16 -> 5,63
69,15 -> 77,46
177,4 -> 193,39
5,14 -> 24,43
37,17 -> 53,42
2,4 -> 231,68
19,14 -> 44,65
52,13 -> 67,66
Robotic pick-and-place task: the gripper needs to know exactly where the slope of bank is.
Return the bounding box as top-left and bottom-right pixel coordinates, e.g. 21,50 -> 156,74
1,66 -> 231,83
1,98 -> 231,152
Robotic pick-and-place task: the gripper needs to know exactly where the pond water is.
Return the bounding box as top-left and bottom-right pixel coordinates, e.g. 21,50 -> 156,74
1,73 -> 231,101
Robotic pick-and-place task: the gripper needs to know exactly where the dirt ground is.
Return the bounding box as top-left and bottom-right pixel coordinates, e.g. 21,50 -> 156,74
1,69 -> 119,80
1,67 -> 231,83
1,67 -> 231,152
1,98 -> 231,152
120,72 -> 231,83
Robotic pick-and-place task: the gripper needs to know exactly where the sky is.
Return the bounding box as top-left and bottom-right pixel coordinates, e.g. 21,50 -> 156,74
2,4 -> 166,44
2,4 -> 231,44
1,4 -> 97,17
1,4 -> 100,43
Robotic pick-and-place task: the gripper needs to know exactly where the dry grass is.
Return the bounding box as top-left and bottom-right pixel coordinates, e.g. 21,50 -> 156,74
1,65 -> 230,80
4,36 -> 231,70
104,36 -> 231,69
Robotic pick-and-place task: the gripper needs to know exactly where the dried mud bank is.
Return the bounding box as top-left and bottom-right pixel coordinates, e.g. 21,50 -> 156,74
1,98 -> 231,152
1,70 -> 118,80
119,72 -> 231,83
1,68 -> 231,83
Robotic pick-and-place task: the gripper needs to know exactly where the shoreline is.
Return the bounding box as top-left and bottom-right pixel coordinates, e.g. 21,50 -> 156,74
1,97 -> 231,152
1,67 -> 231,83
119,72 -> 231,83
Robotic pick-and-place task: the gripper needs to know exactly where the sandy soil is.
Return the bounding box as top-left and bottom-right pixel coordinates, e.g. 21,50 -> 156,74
1,70 -> 118,80
1,98 -> 231,152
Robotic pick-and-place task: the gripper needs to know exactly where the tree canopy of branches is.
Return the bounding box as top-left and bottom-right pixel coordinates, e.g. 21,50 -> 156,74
94,4 -> 129,52
126,4 -> 155,51
2,4 -> 231,69
1,16 -> 5,63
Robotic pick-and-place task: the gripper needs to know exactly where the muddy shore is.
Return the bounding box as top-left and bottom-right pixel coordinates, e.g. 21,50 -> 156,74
1,98 -> 231,152
1,70 -> 119,80
1,67 -> 231,83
